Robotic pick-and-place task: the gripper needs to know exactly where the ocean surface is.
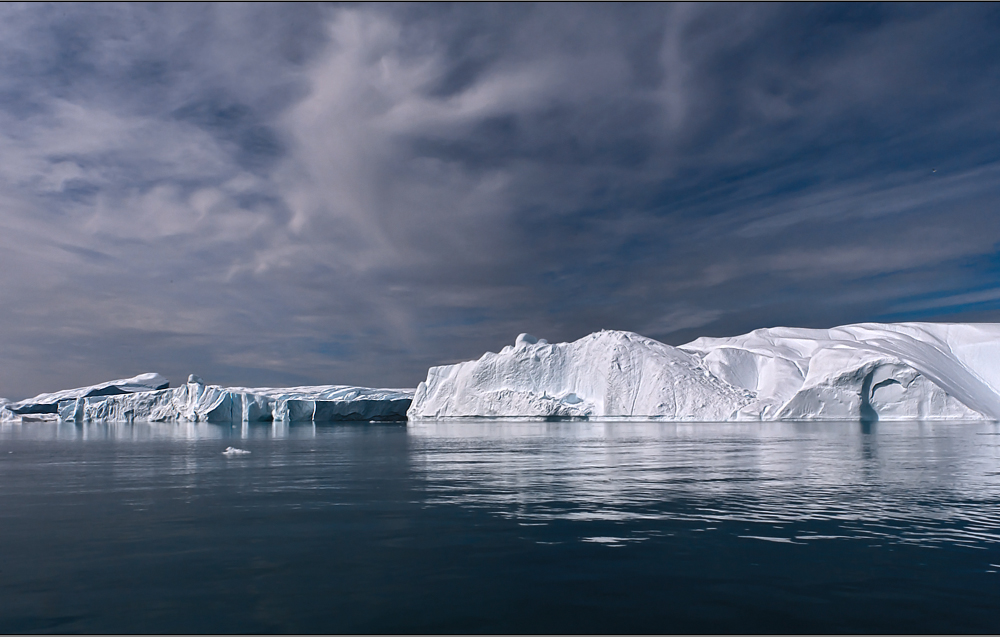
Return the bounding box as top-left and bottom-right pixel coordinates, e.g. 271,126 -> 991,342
1,419 -> 999,633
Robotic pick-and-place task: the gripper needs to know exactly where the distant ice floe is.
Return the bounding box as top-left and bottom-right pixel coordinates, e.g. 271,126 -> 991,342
1,372 -> 413,424
408,323 -> 1000,421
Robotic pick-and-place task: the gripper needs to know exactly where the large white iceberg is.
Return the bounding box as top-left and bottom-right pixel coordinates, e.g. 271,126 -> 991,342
407,324 -> 1000,421
408,331 -> 753,420
2,373 -> 413,423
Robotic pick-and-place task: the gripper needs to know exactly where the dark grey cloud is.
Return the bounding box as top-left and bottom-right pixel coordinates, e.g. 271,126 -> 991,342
1,3 -> 999,399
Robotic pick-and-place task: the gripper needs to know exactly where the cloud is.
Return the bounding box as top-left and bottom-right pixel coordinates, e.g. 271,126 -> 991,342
0,4 -> 999,398
642,308 -> 725,339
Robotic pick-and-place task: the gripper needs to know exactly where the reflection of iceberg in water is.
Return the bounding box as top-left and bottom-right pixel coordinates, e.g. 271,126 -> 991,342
2,420 -> 325,441
407,420 -> 1000,548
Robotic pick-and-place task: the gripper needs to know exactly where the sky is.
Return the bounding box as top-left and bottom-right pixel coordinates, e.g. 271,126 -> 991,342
2,3 -> 1000,399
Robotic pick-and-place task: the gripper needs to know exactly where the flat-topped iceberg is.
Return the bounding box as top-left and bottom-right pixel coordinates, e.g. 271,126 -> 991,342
408,324 -> 1000,421
2,372 -> 169,419
2,373 -> 413,423
60,379 -> 413,423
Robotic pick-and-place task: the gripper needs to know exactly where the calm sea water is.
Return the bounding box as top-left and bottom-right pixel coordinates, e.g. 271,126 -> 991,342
1,419 -> 999,633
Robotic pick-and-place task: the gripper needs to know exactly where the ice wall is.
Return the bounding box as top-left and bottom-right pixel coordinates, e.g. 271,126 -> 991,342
58,379 -> 413,423
2,374 -> 413,423
1,373 -> 168,420
408,324 -> 1000,421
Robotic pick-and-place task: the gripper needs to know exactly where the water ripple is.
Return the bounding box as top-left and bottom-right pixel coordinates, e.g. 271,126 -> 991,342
408,420 -> 1000,549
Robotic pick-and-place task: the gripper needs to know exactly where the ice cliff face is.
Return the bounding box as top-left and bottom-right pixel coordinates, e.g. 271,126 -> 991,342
408,324 -> 1000,421
408,331 -> 755,420
682,323 -> 1000,421
2,374 -> 413,423
2,372 -> 168,418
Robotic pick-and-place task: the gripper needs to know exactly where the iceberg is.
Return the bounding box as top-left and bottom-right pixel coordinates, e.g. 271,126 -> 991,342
408,331 -> 754,420
57,377 -> 414,424
407,324 -> 1000,421
1,372 -> 168,421
7,322 -> 1000,424
2,373 -> 413,423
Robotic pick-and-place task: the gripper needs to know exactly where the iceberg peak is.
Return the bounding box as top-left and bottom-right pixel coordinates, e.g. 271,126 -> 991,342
514,333 -> 548,349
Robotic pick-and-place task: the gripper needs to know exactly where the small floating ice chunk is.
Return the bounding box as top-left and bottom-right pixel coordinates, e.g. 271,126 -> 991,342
581,536 -> 647,545
738,535 -> 804,544
222,447 -> 251,456
581,537 -> 625,545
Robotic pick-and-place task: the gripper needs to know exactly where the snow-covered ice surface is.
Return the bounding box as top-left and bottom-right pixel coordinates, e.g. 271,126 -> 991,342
683,323 -> 1000,421
2,375 -> 413,424
409,331 -> 752,421
408,324 -> 1000,421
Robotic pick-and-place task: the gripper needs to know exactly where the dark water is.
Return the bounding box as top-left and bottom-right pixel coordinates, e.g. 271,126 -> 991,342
1,420 -> 999,633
